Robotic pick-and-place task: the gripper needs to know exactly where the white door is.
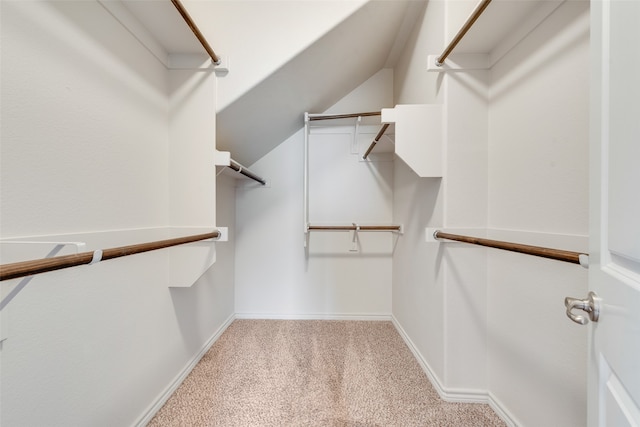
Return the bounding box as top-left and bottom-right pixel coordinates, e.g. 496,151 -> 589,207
585,0 -> 640,425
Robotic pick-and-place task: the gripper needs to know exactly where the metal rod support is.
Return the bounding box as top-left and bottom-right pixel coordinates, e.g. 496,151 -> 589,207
0,231 -> 221,281
434,230 -> 586,265
436,0 -> 492,66
171,0 -> 221,65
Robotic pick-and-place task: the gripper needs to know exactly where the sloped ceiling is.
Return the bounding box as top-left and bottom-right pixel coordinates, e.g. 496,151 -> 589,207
120,0 -> 424,166
217,1 -> 418,166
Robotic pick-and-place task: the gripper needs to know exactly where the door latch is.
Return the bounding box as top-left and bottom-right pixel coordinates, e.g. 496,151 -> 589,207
564,291 -> 601,325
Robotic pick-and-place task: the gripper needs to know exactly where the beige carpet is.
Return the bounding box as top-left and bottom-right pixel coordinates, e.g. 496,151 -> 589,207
149,320 -> 505,426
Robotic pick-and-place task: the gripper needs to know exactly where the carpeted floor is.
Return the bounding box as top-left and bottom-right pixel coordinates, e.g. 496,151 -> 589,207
149,320 -> 506,426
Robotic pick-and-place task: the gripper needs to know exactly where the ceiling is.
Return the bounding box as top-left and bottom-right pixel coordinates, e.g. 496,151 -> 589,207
116,0 -> 562,166
119,0 -> 424,166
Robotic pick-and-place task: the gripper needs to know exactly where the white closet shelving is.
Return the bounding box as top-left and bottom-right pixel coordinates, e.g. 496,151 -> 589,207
381,104 -> 443,178
428,0 -> 565,71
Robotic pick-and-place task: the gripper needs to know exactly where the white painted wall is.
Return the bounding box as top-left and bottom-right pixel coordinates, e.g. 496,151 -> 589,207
181,0 -> 367,112
168,70 -> 216,227
0,2 -> 234,425
390,0 -> 450,393
486,2 -> 590,426
234,69 -> 395,318
391,0 -> 589,425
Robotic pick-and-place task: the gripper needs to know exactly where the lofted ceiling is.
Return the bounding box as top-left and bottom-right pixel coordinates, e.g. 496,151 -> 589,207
216,1 -> 425,165
119,0 -> 424,166
116,0 -> 560,166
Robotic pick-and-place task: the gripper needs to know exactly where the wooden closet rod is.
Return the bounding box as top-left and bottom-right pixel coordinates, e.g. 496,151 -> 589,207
229,159 -> 267,185
436,0 -> 492,66
308,112 -> 381,121
171,0 -> 221,65
308,225 -> 401,232
433,230 -> 586,265
0,231 -> 220,282
362,123 -> 390,160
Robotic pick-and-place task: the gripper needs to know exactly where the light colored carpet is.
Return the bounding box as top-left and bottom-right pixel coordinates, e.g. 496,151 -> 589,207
149,320 -> 505,426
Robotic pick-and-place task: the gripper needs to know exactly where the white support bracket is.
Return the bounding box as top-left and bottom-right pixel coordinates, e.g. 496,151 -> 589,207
350,223 -> 360,252
425,227 -> 440,243
351,116 -> 362,154
214,227 -> 229,242
213,55 -> 230,76
579,254 -> 589,269
427,54 -> 489,72
214,150 -> 231,167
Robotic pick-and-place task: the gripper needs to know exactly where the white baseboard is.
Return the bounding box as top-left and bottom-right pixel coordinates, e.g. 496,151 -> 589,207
134,313 -> 236,426
391,315 -> 515,425
487,392 -> 519,427
234,312 -> 392,321
391,316 -> 458,400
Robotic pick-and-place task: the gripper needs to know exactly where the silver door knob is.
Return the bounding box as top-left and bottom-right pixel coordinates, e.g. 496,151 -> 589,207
564,291 -> 601,325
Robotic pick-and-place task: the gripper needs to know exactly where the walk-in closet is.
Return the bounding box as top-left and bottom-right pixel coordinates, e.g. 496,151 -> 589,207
2,0 -> 639,426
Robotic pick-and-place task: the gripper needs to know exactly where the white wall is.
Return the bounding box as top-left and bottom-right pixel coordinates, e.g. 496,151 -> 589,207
182,0 -> 367,112
391,0 -> 589,425
390,0 -> 451,393
486,2 -> 590,426
0,2 -> 234,425
392,0 -> 491,397
234,69 -> 395,318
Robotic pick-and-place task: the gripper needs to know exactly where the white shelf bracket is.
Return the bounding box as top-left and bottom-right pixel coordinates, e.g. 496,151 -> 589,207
351,116 -> 362,154
427,54 -> 490,72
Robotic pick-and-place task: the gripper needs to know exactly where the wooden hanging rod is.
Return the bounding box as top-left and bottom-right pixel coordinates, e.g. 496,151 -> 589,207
171,0 -> 221,65
228,159 -> 267,185
362,123 -> 391,160
433,230 -> 587,265
436,0 -> 492,66
0,231 -> 221,282
308,112 -> 381,121
308,225 -> 401,232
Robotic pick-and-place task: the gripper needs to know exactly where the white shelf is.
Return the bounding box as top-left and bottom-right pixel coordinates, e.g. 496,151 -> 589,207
428,0 -> 564,71
381,105 -> 443,178
100,0 -> 223,71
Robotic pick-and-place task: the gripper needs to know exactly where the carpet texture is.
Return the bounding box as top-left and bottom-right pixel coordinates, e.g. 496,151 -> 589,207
149,320 -> 506,426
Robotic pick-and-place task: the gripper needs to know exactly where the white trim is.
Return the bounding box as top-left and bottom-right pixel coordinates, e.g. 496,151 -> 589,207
487,392 -> 519,427
392,315 -> 514,425
134,313 -> 236,427
391,316 -> 456,400
234,312 -> 392,322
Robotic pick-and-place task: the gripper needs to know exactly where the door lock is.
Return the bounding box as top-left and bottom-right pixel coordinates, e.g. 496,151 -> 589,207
564,291 -> 601,325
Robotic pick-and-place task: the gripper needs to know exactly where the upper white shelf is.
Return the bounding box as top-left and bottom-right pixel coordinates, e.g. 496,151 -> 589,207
99,0 -> 227,70
428,0 -> 564,71
382,105 -> 443,178
119,0 -> 203,55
